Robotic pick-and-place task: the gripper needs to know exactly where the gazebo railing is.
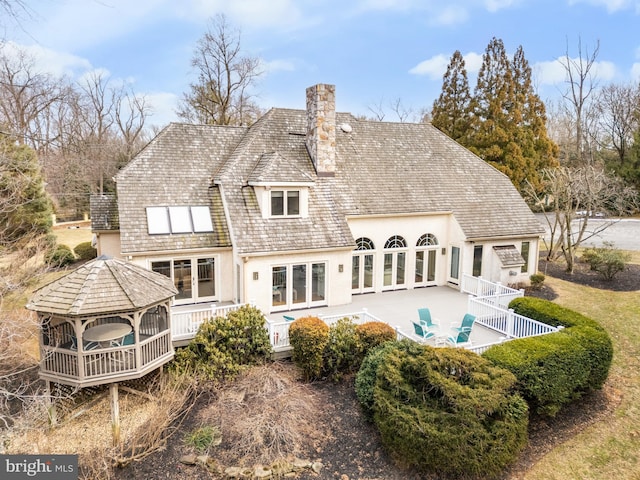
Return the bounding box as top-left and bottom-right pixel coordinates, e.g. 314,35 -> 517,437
40,330 -> 173,386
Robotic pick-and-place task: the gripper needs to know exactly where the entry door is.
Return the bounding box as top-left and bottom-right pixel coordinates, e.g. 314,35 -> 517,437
448,246 -> 461,285
272,262 -> 327,311
352,253 -> 374,294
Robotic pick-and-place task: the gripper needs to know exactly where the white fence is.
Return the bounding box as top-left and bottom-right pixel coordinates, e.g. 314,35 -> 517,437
461,274 -> 524,308
267,310 -> 383,351
171,303 -> 245,343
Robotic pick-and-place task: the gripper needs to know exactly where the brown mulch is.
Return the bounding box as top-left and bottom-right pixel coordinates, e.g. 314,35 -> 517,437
113,259 -> 635,480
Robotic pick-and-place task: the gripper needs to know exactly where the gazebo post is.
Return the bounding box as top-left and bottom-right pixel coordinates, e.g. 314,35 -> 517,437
110,383 -> 121,446
45,381 -> 57,428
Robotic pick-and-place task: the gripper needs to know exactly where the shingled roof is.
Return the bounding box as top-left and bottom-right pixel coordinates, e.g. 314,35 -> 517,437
111,104 -> 543,256
26,257 -> 178,316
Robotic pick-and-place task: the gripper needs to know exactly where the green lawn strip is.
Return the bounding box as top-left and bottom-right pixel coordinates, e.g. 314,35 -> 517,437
521,277 -> 640,480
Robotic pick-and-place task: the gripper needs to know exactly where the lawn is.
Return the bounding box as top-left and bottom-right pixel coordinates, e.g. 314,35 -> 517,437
520,260 -> 640,479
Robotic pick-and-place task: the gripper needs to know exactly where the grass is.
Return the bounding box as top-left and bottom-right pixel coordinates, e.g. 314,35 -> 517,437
521,254 -> 640,480
52,222 -> 92,250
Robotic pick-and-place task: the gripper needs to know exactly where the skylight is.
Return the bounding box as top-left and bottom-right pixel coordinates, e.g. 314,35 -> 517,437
146,206 -> 214,235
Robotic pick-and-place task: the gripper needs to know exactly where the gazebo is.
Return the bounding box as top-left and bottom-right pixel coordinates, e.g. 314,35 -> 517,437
27,256 -> 178,390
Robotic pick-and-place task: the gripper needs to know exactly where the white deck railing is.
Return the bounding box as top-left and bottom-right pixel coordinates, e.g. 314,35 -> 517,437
267,310 -> 383,351
468,297 -> 559,339
171,303 -> 245,342
461,274 -> 524,308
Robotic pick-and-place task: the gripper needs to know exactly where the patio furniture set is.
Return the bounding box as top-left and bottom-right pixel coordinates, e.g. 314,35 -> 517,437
412,308 -> 476,347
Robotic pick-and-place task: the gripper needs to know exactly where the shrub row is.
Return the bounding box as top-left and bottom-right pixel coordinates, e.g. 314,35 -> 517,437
356,340 -> 528,478
171,305 -> 272,383
289,317 -> 396,381
482,297 -> 613,416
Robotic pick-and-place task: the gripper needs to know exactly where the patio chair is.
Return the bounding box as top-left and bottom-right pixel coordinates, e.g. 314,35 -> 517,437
450,313 -> 476,334
412,321 -> 436,341
283,315 -> 295,322
417,308 -> 440,333
446,327 -> 472,347
69,335 -> 99,351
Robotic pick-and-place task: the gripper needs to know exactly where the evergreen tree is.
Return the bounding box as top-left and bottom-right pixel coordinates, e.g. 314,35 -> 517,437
510,46 -> 559,192
431,50 -> 472,143
466,38 -> 558,192
0,135 -> 52,246
468,38 -> 517,181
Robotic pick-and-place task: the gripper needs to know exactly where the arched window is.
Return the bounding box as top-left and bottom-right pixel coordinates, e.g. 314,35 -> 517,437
355,237 -> 375,250
384,235 -> 407,249
416,233 -> 438,247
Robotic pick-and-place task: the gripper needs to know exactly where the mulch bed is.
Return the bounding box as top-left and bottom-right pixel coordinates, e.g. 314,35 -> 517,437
113,258 -> 636,480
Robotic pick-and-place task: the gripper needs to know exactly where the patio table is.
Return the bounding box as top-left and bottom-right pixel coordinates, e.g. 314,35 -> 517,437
84,323 -> 132,347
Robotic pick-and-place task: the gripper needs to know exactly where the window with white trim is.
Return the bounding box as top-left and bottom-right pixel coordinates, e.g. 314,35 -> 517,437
146,206 -> 214,234
270,190 -> 300,217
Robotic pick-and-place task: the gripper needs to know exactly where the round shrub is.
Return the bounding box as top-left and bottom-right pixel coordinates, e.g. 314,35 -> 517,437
483,297 -> 613,416
171,304 -> 271,383
355,340 -> 420,419
44,244 -> 75,267
355,321 -> 396,357
323,317 -> 360,381
73,241 -> 97,260
371,343 -> 528,478
289,316 -> 329,381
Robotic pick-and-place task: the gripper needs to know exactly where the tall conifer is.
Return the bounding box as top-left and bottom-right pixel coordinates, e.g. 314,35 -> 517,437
431,51 -> 472,143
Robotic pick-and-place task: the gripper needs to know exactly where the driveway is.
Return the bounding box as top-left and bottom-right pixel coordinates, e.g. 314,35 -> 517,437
535,214 -> 640,251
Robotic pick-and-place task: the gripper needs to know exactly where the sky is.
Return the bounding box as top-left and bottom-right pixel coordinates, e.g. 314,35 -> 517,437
2,0 -> 640,129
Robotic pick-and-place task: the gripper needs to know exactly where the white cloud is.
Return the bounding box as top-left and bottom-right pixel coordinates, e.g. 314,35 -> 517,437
631,63 -> 640,80
262,59 -> 297,74
145,92 -> 180,129
568,0 -> 640,13
409,51 -> 483,79
484,0 -> 519,12
187,0 -> 305,28
0,41 -> 92,78
533,57 -> 617,86
430,6 -> 469,25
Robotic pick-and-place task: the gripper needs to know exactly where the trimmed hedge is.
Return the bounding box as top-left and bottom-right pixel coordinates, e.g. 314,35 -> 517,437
482,297 -> 613,416
323,317 -> 360,381
289,316 -> 330,381
45,244 -> 75,267
355,321 -> 396,355
365,341 -> 528,478
74,241 -> 97,260
171,305 -> 272,383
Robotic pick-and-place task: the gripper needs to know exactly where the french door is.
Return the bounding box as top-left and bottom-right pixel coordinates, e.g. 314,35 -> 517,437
382,251 -> 406,290
151,257 -> 217,305
415,249 -> 437,286
352,253 -> 374,294
272,262 -> 326,311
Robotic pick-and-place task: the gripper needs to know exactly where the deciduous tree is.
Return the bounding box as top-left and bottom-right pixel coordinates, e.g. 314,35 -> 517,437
177,14 -> 263,126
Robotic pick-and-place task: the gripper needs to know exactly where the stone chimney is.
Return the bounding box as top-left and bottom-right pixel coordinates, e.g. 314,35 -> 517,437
306,84 -> 336,176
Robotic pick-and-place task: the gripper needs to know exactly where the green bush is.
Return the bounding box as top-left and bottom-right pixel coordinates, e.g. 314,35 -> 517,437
355,340 -> 419,419
171,305 -> 271,383
483,297 -> 613,416
355,321 -> 396,358
289,316 -> 329,381
323,317 -> 360,381
74,241 -> 97,260
529,273 -> 545,289
44,244 -> 75,267
370,343 -> 528,478
582,242 -> 630,280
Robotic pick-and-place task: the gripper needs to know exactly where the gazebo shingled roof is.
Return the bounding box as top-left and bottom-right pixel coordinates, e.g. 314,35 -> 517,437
26,256 -> 178,316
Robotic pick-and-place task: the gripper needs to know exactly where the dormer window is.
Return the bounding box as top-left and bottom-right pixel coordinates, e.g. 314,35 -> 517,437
271,190 -> 300,217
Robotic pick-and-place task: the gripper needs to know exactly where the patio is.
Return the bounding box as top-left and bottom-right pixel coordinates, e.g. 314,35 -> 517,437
267,286 -> 504,349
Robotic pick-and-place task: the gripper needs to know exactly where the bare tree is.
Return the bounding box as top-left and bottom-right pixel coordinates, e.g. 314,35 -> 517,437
177,14 -> 263,126
527,165 -> 638,273
557,38 -> 600,166
594,82 -> 640,165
